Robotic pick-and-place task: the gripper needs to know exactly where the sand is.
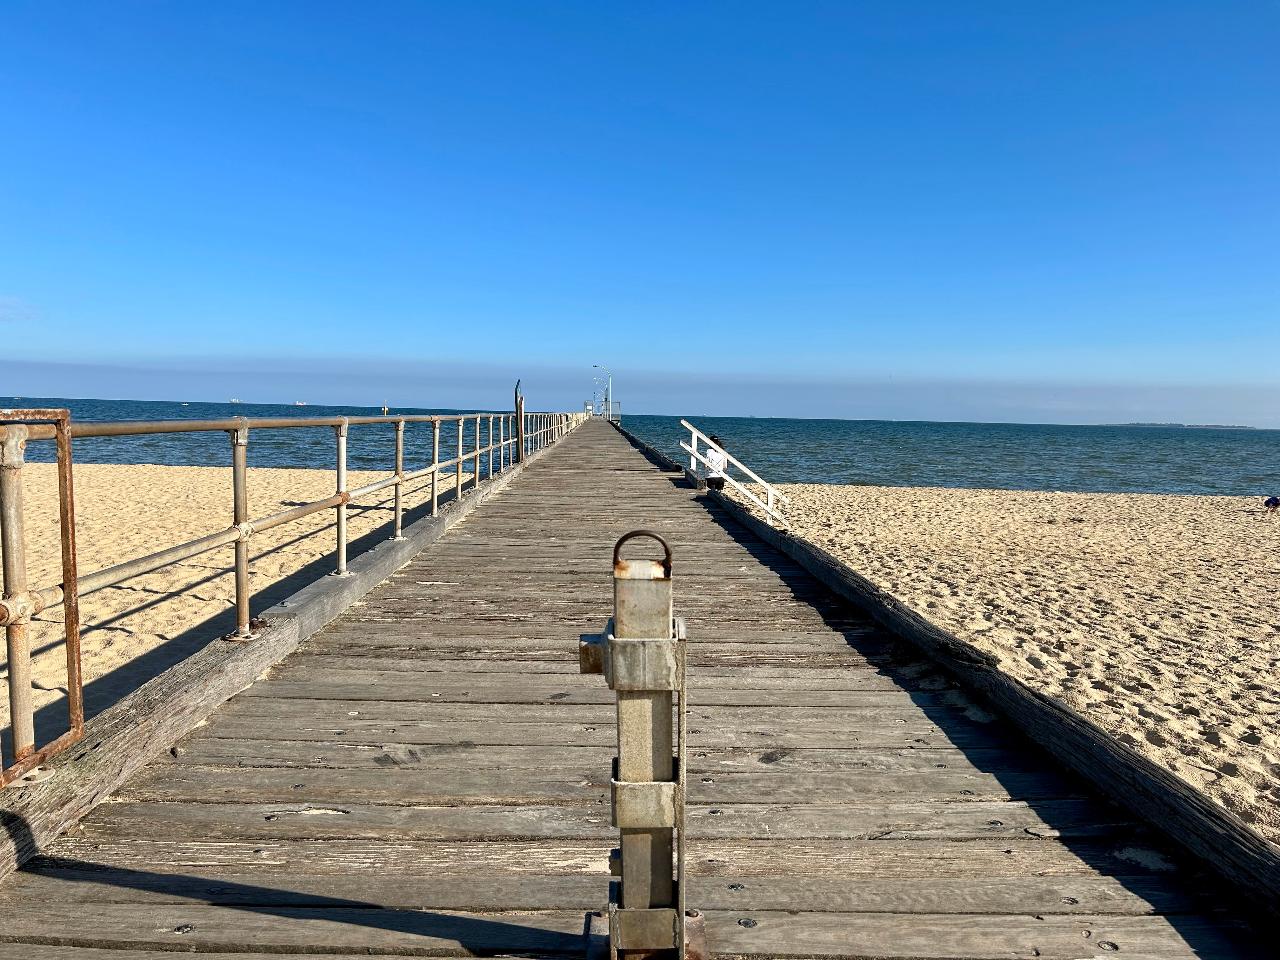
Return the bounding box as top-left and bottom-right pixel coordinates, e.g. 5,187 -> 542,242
1,462 -> 469,728
761,483 -> 1280,842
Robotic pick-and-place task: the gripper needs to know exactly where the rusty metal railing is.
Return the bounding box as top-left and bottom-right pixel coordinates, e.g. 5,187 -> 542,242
0,404 -> 586,785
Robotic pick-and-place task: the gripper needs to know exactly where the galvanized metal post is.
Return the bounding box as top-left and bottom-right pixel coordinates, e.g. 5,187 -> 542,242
455,418 -> 464,501
487,415 -> 494,480
230,422 -> 251,637
334,419 -> 349,576
515,397 -> 526,463
431,420 -> 440,517
393,420 -> 406,540
473,414 -> 481,486
614,533 -> 674,916
0,426 -> 35,761
580,531 -> 700,958
499,416 -> 506,472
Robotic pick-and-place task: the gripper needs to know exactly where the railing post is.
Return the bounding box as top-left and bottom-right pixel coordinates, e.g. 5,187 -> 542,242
579,532 -> 699,958
431,419 -> 440,517
0,425 -> 35,761
473,414 -> 481,485
393,419 -> 406,541
334,418 -> 349,576
230,421 -> 252,636
456,418 -> 464,502
487,415 -> 494,479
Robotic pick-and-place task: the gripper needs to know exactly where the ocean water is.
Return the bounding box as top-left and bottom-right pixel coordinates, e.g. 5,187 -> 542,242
5,397 -> 1277,495
624,414 -> 1280,496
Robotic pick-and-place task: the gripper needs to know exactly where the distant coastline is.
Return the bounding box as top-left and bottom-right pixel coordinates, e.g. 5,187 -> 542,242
1112,422 -> 1257,430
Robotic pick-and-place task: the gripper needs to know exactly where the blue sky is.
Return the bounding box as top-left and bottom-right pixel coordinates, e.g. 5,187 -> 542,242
2,3 -> 1277,424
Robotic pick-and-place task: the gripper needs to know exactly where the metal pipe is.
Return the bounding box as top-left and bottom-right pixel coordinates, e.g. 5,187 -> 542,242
346,474 -> 399,500
1,425 -> 35,760
22,411 -> 521,443
250,494 -> 345,534
431,420 -> 440,517
393,420 -> 405,541
487,416 -> 494,480
334,419 -> 349,576
53,417 -> 84,735
455,418 -> 463,502
79,526 -> 243,597
230,423 -> 251,637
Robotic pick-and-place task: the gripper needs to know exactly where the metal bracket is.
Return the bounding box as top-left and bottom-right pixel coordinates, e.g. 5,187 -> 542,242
579,620 -> 679,691
586,884 -> 708,960
612,778 -> 677,829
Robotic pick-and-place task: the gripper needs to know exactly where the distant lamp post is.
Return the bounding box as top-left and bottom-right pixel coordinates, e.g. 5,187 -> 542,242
593,364 -> 613,419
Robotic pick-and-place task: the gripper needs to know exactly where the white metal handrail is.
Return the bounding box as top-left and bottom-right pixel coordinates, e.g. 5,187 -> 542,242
678,419 -> 788,527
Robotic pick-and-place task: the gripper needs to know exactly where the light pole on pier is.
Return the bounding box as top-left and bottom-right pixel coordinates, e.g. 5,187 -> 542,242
593,364 -> 612,419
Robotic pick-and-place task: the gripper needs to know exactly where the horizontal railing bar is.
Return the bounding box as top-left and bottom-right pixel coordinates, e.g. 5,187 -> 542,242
345,475 -> 400,500
24,413 -> 519,441
79,526 -> 243,597
16,422 -> 549,610
249,494 -> 345,535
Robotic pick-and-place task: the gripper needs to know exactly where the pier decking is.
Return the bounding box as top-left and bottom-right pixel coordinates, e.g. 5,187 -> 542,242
0,419 -> 1263,958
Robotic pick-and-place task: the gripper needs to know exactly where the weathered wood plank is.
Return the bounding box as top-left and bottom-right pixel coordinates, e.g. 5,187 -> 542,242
38,836 -> 1169,879
0,904 -> 1257,959
1,866 -> 1198,916
76,798 -> 1135,842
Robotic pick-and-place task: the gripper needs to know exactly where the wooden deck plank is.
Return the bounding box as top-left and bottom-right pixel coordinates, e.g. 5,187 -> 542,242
0,419 -> 1262,957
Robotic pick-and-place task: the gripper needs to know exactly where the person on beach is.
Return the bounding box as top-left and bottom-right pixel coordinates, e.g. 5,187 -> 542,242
1266,496 -> 1279,515
704,435 -> 728,492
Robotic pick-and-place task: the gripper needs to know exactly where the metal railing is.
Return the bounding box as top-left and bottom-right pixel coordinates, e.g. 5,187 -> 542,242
679,419 -> 789,527
0,403 -> 586,785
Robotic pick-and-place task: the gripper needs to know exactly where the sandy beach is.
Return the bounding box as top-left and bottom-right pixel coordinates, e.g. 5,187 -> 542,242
2,462 -> 469,728
765,483 -> 1280,842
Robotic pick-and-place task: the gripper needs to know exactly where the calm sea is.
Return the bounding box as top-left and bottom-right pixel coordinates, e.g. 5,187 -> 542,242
6,397 -> 1277,496
624,414 -> 1279,496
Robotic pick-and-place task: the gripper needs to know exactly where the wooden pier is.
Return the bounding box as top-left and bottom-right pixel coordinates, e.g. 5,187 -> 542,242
0,419 -> 1264,958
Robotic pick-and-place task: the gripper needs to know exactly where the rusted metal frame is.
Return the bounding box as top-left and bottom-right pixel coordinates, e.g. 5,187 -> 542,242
0,409 -> 85,787
334,419 -> 349,576
53,416 -> 83,740
393,420 -> 406,541
230,421 -> 252,638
